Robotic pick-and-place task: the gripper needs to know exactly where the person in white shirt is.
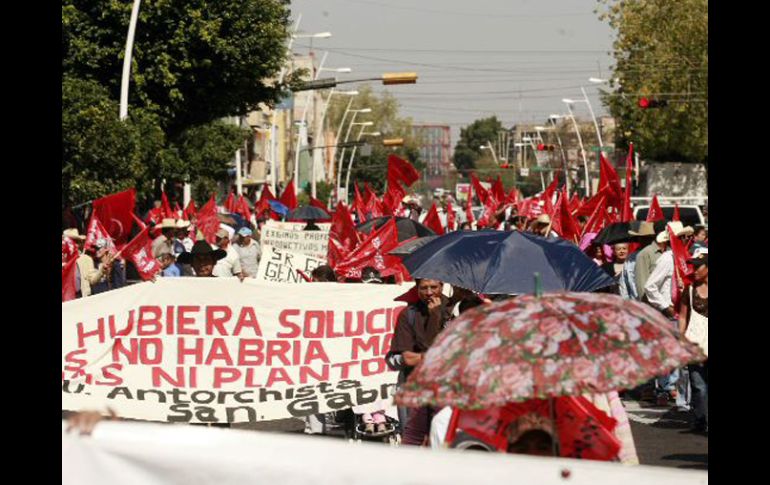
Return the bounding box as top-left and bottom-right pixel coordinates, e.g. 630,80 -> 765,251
643,227 -> 689,409
212,228 -> 244,280
234,227 -> 261,278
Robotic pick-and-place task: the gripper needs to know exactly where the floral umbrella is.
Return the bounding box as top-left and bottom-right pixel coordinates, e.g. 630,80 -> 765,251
395,292 -> 706,409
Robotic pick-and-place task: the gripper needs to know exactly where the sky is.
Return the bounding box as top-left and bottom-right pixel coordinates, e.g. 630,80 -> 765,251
289,0 -> 617,145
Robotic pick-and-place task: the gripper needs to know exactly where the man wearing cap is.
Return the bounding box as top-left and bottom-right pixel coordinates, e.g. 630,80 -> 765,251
152,218 -> 177,259
643,221 -> 694,409
234,227 -> 261,278
212,228 -> 244,280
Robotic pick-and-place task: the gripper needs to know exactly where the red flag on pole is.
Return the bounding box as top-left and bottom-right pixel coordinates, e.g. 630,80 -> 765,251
120,226 -> 163,281
161,191 -> 174,218
383,180 -> 406,215
477,195 -> 500,228
224,191 -> 236,213
387,154 -> 420,188
551,188 -> 580,242
84,213 -> 117,255
236,195 -> 252,222
352,183 -> 367,222
279,179 -> 298,210
646,195 -> 664,222
334,218 -> 405,280
423,203 -> 445,235
672,203 -> 681,222
620,143 -> 634,222
92,188 -> 136,244
543,173 -> 560,202
62,237 -> 79,265
131,212 -> 147,231
505,187 -> 520,206
491,176 -> 506,203
470,173 -> 489,206
668,224 -> 694,312
183,199 -> 197,221
196,195 -> 220,244
446,201 -> 456,232
62,257 -> 78,302
599,152 -> 623,209
329,201 -> 361,254
582,196 -> 608,236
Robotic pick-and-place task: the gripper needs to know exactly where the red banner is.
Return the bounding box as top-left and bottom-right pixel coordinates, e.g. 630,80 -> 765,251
92,188 -> 136,244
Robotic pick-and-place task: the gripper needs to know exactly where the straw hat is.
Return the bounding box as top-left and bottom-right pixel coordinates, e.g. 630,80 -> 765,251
656,221 -> 691,243
628,221 -> 655,237
176,219 -> 191,229
62,228 -> 86,241
534,214 -> 551,225
158,218 -> 177,229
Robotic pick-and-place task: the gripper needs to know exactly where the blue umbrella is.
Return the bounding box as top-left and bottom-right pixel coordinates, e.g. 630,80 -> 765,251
401,230 -> 615,295
268,199 -> 289,216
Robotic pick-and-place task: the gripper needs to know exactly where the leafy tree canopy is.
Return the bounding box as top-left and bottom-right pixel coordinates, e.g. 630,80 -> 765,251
452,116 -> 504,173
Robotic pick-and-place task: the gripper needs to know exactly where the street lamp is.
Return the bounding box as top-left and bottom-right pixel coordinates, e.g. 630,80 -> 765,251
336,112 -> 372,201
345,130 -> 381,201
311,89 -> 357,198
119,0 -> 142,121
535,123 -> 570,194
292,32 -> 332,39
318,67 -> 352,74
479,142 -> 499,165
563,90 -> 603,148
295,72 -> 418,91
555,109 -> 591,197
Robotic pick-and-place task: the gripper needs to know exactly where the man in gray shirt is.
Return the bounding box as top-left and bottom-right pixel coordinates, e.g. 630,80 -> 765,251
234,227 -> 261,278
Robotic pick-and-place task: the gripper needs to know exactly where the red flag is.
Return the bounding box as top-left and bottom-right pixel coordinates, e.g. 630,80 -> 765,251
224,191 -> 236,213
161,191 -> 174,218
582,196 -> 608,236
364,184 -> 384,218
352,184 -> 367,222
92,188 -> 136,244
576,185 -> 614,217
599,152 -> 623,210
423,203 -> 445,235
196,195 -> 220,244
329,201 -> 361,254
236,195 -> 252,222
446,201 -> 456,232
259,184 -> 276,202
335,218 -> 405,280
326,237 -> 348,275
491,176 -> 506,203
120,226 -> 162,281
620,143 -> 634,222
279,179 -> 298,210
470,173 -> 489,205
646,195 -> 664,222
543,173 -> 560,202
183,199 -> 197,221
84,213 -> 117,254
465,184 -> 475,225
131,212 -> 147,231
383,180 -> 406,215
477,194 -> 500,228
387,154 -> 420,188
668,224 -> 694,312
62,257 -> 78,302
551,189 -> 580,242
568,193 -> 580,214
62,237 -> 79,265
672,203 -> 680,222
296,269 -> 312,282
505,187 -> 520,206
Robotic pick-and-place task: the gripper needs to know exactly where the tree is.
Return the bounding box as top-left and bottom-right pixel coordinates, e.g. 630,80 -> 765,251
596,0 -> 707,163
62,0 -> 293,137
452,116 -> 504,172
325,85 -> 423,193
62,76 -> 168,205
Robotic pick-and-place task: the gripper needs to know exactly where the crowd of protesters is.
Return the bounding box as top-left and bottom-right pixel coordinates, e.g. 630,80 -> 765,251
63,181 -> 708,459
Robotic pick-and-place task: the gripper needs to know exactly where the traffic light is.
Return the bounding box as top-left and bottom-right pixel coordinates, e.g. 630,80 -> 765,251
537,144 -> 556,151
500,163 -> 510,169
638,97 -> 668,109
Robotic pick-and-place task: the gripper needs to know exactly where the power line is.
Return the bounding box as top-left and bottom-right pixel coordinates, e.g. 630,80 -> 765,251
326,0 -> 596,19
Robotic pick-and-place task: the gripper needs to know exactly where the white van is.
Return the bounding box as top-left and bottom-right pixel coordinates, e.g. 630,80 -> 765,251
633,205 -> 705,227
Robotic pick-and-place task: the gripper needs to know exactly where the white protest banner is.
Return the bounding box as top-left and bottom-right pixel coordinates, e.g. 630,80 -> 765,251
264,220 -> 331,232
62,421 -> 708,485
62,279 -> 406,424
260,226 -> 329,259
256,245 -> 325,283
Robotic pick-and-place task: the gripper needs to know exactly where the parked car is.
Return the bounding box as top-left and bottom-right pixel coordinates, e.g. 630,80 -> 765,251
633,205 -> 705,228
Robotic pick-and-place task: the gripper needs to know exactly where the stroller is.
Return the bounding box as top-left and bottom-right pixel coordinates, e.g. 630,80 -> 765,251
319,409 -> 401,445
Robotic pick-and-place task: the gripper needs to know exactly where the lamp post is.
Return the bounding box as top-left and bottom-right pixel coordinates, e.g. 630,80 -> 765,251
536,123 -> 570,195
336,109 -> 371,202
479,142 -> 499,165
345,130 -> 381,202
338,121 -> 374,202
312,89 -> 357,198
119,0 -> 142,121
557,106 -> 591,197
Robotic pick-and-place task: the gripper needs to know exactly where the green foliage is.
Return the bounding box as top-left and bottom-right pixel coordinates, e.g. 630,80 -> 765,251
63,0 -> 292,136
325,85 -> 423,193
452,116 -> 504,172
596,0 -> 707,162
62,76 -> 167,205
